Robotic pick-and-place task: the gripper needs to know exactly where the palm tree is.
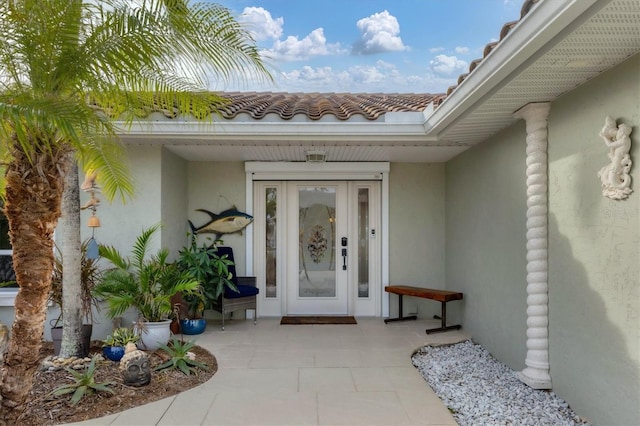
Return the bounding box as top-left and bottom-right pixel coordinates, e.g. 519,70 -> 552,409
0,0 -> 270,414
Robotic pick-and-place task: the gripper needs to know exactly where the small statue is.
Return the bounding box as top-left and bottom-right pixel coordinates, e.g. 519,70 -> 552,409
598,116 -> 633,200
119,342 -> 151,387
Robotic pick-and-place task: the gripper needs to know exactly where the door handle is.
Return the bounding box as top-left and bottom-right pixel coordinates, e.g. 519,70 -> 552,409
342,248 -> 347,270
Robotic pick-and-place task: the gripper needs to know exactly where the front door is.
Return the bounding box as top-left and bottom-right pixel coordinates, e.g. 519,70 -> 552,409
253,180 -> 381,317
287,182 -> 348,314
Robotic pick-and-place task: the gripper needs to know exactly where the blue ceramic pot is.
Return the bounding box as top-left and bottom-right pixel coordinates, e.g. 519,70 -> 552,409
180,318 -> 207,335
102,345 -> 126,362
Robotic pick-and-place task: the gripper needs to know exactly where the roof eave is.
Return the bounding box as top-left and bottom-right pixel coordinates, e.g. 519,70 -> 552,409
422,0 -> 603,136
120,120 -> 439,144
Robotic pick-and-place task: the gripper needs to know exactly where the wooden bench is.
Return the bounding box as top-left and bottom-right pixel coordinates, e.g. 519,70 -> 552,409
384,285 -> 463,334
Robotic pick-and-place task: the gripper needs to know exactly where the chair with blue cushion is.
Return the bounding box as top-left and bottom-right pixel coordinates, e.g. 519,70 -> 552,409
211,246 -> 258,330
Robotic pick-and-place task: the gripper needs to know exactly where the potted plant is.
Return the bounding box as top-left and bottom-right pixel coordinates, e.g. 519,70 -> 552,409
49,240 -> 102,357
102,327 -> 139,361
92,224 -> 201,350
174,235 -> 237,333
175,291 -> 207,335
177,235 -> 237,300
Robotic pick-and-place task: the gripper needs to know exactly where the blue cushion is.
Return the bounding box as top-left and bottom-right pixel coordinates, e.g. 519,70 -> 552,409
225,284 -> 259,299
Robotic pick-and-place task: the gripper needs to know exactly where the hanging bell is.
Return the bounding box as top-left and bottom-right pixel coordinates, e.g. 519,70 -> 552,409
87,214 -> 101,228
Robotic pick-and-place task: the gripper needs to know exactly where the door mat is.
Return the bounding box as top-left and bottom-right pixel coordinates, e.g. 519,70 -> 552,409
280,316 -> 357,325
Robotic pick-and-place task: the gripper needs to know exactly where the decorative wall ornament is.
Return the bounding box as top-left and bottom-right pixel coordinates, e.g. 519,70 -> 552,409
598,116 -> 633,200
188,206 -> 253,241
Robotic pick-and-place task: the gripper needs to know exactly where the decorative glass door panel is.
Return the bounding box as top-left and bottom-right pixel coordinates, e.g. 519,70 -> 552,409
287,182 -> 348,315
298,186 -> 336,297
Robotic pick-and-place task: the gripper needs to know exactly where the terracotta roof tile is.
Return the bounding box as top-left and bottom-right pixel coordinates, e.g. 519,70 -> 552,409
441,0 -> 539,101
212,92 -> 442,121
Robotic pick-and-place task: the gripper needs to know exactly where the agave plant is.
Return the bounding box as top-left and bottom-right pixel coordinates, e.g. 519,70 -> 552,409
49,357 -> 114,405
155,339 -> 208,376
93,225 -> 201,322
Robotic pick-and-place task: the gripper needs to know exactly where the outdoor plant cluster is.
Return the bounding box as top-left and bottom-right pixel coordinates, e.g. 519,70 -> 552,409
92,224 -> 237,323
47,225 -> 235,405
50,337 -> 209,405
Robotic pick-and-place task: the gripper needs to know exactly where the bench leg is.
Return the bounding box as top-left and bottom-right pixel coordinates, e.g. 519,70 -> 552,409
426,301 -> 461,334
384,294 -> 418,323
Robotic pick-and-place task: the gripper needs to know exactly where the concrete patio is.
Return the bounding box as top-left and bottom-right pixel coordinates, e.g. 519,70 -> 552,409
70,317 -> 470,425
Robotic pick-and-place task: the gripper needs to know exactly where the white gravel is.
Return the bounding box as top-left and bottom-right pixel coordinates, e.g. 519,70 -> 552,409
411,340 -> 590,426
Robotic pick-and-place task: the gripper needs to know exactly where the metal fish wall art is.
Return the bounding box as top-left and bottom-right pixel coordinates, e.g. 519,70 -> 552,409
188,206 -> 253,240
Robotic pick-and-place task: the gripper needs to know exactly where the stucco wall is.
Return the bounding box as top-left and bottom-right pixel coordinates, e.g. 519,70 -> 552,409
187,162 -> 248,274
445,123 -> 528,369
546,54 -> 639,425
88,146 -> 164,253
388,163 -> 446,318
160,148 -> 189,258
446,54 -> 639,425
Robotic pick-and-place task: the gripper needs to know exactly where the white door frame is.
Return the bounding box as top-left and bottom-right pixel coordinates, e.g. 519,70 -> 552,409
245,162 -> 390,317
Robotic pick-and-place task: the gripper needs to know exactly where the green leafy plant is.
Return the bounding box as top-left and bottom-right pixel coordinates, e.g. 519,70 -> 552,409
49,240 -> 102,327
93,225 -> 201,322
155,338 -> 209,376
102,327 -> 139,347
49,357 -> 114,405
176,234 -> 237,317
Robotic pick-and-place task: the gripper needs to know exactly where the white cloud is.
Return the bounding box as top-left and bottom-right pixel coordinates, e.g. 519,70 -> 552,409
429,47 -> 446,54
264,28 -> 344,61
429,54 -> 468,75
238,7 -> 283,41
211,60 -> 460,93
275,61 -> 453,93
455,46 -> 470,55
352,10 -> 408,55
285,66 -> 334,82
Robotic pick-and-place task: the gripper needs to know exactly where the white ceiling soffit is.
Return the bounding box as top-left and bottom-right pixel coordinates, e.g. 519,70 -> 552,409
163,144 -> 467,163
425,0 -> 640,146
122,118 -> 451,163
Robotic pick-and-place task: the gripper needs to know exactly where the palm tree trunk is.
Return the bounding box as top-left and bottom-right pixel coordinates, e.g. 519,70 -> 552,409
1,143 -> 66,413
59,154 -> 83,358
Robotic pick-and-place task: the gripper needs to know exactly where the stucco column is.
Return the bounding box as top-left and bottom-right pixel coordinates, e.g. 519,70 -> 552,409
513,102 -> 552,390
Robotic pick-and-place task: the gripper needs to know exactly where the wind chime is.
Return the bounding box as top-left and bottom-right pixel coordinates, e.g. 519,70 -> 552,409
80,171 -> 100,259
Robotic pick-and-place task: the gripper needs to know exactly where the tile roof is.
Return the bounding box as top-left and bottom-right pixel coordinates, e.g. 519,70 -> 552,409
212,92 -> 443,121
122,0 -> 537,123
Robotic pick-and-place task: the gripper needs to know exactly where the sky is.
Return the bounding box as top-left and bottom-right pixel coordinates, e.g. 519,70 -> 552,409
207,0 -> 524,94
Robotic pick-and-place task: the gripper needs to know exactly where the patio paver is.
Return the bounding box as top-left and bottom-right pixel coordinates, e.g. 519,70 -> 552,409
68,317 -> 469,425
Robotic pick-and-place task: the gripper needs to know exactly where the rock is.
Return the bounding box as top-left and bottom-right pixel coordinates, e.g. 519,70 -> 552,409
411,340 -> 591,426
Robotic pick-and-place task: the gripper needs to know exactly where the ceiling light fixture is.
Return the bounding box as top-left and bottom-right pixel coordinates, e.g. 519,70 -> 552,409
306,150 -> 326,163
